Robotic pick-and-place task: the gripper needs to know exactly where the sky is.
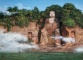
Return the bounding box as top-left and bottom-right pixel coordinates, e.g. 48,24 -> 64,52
0,0 -> 83,13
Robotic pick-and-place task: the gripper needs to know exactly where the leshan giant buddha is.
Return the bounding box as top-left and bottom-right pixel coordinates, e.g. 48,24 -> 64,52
40,11 -> 61,47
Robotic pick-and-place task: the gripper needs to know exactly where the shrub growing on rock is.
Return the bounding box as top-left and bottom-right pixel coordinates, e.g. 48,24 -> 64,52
63,18 -> 76,28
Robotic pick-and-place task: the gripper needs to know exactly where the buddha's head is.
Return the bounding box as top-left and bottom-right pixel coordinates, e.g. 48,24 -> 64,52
49,11 -> 55,18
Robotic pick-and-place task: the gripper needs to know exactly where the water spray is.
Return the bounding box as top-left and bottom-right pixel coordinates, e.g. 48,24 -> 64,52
0,29 -> 38,53
51,36 -> 75,43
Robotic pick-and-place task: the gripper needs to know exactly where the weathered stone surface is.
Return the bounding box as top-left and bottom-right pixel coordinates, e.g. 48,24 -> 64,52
75,26 -> 83,44
40,11 -> 61,47
44,22 -> 58,35
0,26 -> 7,32
11,26 -> 28,36
40,28 -> 48,45
27,22 -> 39,44
64,26 -> 83,45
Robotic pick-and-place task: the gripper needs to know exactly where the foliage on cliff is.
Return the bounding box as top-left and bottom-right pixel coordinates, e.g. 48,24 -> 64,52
62,3 -> 83,28
0,3 -> 83,31
63,18 -> 76,28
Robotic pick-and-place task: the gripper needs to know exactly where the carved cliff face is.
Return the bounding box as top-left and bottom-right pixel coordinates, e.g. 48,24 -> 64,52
44,11 -> 59,34
40,28 -> 48,45
28,22 -> 37,31
41,11 -> 61,47
27,22 -> 38,44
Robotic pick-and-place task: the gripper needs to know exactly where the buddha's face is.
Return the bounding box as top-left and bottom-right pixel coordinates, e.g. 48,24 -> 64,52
49,11 -> 55,17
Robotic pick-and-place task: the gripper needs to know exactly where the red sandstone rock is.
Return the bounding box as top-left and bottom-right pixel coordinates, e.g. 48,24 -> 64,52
41,11 -> 61,47
40,28 -> 48,47
27,22 -> 39,44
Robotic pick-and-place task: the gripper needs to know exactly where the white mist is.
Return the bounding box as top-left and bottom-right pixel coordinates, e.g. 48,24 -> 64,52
0,29 -> 38,53
51,36 -> 75,43
75,46 -> 83,52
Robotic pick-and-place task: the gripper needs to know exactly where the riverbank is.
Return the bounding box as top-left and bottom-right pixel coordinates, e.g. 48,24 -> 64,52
0,52 -> 83,60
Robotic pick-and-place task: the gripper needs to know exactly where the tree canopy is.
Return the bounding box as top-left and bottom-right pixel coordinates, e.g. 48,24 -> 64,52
62,3 -> 83,28
0,3 -> 83,31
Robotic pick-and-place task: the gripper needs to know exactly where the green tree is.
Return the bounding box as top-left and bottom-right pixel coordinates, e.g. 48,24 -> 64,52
63,3 -> 76,10
3,17 -> 13,31
32,6 -> 40,20
62,3 -> 83,28
63,18 -> 76,28
7,6 -> 18,12
7,7 -> 13,12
